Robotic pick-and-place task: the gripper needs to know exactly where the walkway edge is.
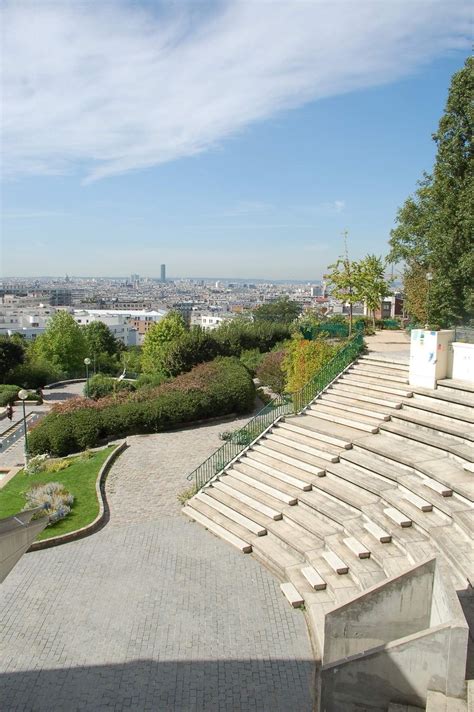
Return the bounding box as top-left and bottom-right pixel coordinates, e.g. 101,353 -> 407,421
28,440 -> 128,552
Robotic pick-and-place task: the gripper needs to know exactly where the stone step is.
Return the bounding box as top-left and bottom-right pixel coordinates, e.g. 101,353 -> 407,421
428,525 -> 474,587
245,449 -> 319,485
311,398 -> 383,432
403,397 -> 474,425
350,365 -> 408,383
262,516 -> 325,557
392,409 -> 474,443
383,488 -> 448,530
301,565 -> 327,590
400,489 -> 433,512
183,506 -> 252,553
283,503 -> 341,538
340,373 -> 413,396
230,465 -> 298,505
196,491 -> 267,536
278,419 -> 352,448
204,484 -> 274,528
330,382 -> 404,406
383,506 -> 412,528
310,472 -> 379,509
437,378 -> 474,394
280,582 -> 304,608
322,550 -> 349,575
426,689 -> 468,712
212,479 -> 283,520
328,537 -> 386,590
363,520 -> 392,543
297,412 -> 368,443
189,496 -> 259,544
251,533 -> 304,575
326,459 -> 396,496
264,431 -> 340,462
319,392 -> 391,420
343,536 -> 370,559
412,386 -> 473,409
241,453 -> 313,491
380,421 -> 474,463
359,355 -> 409,371
272,424 -> 343,455
298,489 -> 362,527
308,405 -> 379,433
253,444 -> 326,477
354,362 -> 410,378
363,502 -> 427,545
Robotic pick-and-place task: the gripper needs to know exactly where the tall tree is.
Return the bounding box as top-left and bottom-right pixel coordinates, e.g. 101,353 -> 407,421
355,255 -> 392,329
83,321 -> 121,357
253,297 -> 302,324
324,232 -> 360,335
31,310 -> 87,375
390,57 -> 473,326
141,312 -> 187,373
0,337 -> 25,382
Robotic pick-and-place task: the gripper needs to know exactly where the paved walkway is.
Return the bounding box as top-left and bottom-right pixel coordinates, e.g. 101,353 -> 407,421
0,417 -> 315,711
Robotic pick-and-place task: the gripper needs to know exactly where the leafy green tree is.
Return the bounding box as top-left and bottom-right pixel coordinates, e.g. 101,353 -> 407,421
283,336 -> 337,393
141,312 -> 187,373
31,311 -> 87,376
324,249 -> 360,335
0,337 -> 25,382
355,255 -> 392,329
162,327 -> 220,377
253,297 -> 302,324
390,57 -> 473,326
83,321 -> 122,357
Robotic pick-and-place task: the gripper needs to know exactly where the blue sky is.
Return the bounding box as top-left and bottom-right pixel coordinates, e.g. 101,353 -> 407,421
1,1 -> 471,279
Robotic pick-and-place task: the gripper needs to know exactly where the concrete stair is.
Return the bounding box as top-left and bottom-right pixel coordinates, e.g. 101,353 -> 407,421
183,349 -> 474,685
426,690 -> 468,711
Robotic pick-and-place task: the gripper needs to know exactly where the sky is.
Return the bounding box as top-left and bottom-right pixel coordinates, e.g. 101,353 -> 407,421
1,0 -> 471,280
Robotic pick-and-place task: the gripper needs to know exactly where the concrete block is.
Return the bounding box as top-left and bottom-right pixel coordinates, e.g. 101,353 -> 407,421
343,536 -> 371,559
363,520 -> 392,543
322,550 -> 349,575
280,582 -> 304,608
301,565 -> 327,590
384,507 -> 412,528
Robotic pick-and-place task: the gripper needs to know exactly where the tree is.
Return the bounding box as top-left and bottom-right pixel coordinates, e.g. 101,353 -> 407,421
390,57 -> 473,326
355,255 -> 392,329
161,327 -> 219,377
31,311 -> 87,376
253,297 -> 302,324
0,337 -> 25,382
324,233 -> 360,335
83,321 -> 122,357
283,336 -> 337,393
141,312 -> 187,373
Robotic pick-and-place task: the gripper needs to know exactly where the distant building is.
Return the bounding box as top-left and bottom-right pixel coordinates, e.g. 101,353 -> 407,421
160,264 -> 166,282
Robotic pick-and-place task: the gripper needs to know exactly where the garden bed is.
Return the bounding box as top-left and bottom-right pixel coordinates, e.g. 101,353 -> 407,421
0,445 -> 117,541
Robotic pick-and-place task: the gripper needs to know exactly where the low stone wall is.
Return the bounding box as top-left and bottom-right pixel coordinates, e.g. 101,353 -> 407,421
28,440 -> 127,551
43,379 -> 86,390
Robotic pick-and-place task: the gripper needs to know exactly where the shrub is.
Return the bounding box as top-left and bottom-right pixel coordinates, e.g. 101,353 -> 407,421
162,327 -> 220,377
135,372 -> 169,390
10,362 -> 64,389
28,357 -> 255,456
25,482 -> 74,524
25,453 -> 50,475
0,385 -> 20,407
256,351 -> 287,394
85,374 -> 136,399
239,348 -> 264,376
283,337 -> 339,393
43,458 -> 70,473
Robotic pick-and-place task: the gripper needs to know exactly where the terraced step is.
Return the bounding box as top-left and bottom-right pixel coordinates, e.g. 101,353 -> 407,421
412,386 -> 473,409
212,479 -> 283,520
322,550 -> 349,575
204,484 -> 274,528
188,496 -> 260,544
340,374 -> 413,397
383,507 -> 412,528
298,488 -> 362,526
280,582 -> 304,608
363,520 -> 392,543
319,392 -> 391,420
392,409 -> 474,443
349,365 -> 408,383
343,536 -> 370,559
183,506 -> 252,553
263,431 -> 340,462
252,444 -> 325,477
380,421 -> 474,463
196,491 -> 267,536
245,449 -> 320,486
282,503 -> 340,538
326,459 -> 396,496
329,382 -> 403,408
359,355 -> 409,371
310,472 -> 379,509
315,399 -> 385,424
277,419 -> 352,448
308,405 -> 379,433
354,362 -> 409,378
230,466 -> 298,504
286,415 -> 357,446
251,533 -> 304,574
265,517 -> 325,556
241,453 -> 313,491
301,565 -> 327,590
402,396 -> 474,425
428,525 -> 474,586
437,378 -> 474,394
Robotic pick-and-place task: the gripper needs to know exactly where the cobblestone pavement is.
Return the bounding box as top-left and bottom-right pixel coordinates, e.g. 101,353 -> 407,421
0,418 -> 315,711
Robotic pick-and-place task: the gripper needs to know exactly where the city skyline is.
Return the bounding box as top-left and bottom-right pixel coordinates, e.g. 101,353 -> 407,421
1,1 -> 471,278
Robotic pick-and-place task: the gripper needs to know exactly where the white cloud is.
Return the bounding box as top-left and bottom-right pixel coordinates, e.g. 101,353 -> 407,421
2,1 -> 470,182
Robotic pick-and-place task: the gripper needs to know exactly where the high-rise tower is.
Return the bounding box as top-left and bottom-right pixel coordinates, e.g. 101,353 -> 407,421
160,264 -> 166,282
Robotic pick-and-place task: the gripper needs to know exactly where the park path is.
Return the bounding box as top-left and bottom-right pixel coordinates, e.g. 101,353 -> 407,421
0,413 -> 315,711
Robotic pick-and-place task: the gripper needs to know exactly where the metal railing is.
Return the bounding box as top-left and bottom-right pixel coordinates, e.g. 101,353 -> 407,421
186,331 -> 364,491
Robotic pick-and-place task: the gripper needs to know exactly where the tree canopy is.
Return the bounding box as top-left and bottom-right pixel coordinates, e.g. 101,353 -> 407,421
355,255 -> 391,328
83,321 -> 122,357
253,297 -> 302,324
0,337 -> 25,382
141,312 -> 187,374
31,311 -> 87,375
389,56 -> 473,326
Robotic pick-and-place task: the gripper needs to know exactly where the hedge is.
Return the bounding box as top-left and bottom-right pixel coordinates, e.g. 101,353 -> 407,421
0,385 -> 21,407
28,357 -> 255,456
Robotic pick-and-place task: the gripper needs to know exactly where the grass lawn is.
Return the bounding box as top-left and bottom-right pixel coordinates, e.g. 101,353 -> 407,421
0,446 -> 116,540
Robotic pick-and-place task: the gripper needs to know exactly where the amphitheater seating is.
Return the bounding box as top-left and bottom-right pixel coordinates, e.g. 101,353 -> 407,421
183,352 -> 473,708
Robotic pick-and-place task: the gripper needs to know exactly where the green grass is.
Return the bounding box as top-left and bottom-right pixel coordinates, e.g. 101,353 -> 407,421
0,446 -> 116,540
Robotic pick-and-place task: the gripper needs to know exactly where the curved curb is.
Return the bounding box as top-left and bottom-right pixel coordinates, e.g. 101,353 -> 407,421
28,439 -> 127,551
44,379 -> 86,390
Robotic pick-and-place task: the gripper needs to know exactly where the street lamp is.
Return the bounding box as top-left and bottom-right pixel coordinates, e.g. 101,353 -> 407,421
18,389 -> 29,467
84,357 -> 91,397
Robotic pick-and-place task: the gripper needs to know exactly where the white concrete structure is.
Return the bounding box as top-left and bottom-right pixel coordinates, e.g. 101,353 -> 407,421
408,329 -> 455,389
450,342 -> 474,383
73,310 -> 140,346
0,306 -> 55,340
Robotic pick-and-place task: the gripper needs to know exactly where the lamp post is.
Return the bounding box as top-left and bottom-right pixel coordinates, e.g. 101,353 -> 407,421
84,357 -> 91,397
18,389 -> 29,467
425,271 -> 433,329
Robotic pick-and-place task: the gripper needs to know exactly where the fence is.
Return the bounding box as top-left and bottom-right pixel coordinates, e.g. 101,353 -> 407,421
186,331 -> 365,491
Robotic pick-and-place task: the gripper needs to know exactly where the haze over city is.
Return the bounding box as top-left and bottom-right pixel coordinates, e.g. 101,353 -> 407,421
1,1 -> 471,279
